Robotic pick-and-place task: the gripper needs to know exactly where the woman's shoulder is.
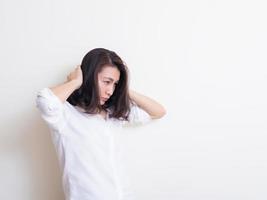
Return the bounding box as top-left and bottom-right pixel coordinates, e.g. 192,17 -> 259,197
62,101 -> 81,115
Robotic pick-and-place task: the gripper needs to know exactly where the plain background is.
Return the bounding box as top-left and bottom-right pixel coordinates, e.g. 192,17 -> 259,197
1,0 -> 267,199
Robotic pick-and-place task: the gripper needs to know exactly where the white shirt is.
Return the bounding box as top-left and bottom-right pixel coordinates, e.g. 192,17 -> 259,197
35,87 -> 151,200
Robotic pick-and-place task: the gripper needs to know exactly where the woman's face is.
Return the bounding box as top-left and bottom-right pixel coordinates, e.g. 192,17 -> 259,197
97,65 -> 120,105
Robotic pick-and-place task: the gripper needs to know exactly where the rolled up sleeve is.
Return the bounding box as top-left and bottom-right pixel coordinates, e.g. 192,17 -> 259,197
35,87 -> 68,134
123,102 -> 152,127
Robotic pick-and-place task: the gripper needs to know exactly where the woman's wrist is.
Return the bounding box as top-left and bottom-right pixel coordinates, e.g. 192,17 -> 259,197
69,79 -> 82,90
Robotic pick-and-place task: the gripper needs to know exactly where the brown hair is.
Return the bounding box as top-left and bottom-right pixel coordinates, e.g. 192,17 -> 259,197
67,48 -> 132,121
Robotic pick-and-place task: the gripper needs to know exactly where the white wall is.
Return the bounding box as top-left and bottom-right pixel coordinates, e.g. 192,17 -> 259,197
1,0 -> 266,199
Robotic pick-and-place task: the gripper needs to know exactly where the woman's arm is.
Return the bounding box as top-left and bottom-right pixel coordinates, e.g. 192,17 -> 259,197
49,65 -> 83,103
129,90 -> 166,119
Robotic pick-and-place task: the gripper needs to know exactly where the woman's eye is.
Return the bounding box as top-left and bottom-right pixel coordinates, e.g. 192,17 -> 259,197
104,81 -> 110,84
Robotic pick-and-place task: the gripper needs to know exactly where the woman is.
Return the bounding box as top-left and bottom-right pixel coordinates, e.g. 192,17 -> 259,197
36,48 -> 166,200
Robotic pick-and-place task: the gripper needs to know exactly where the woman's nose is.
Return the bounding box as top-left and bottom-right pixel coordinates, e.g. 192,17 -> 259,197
106,86 -> 114,96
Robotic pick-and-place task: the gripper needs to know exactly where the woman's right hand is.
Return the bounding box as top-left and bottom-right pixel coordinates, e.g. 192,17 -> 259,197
67,65 -> 83,89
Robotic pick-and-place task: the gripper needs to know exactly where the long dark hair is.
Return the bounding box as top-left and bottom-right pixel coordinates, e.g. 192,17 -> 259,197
67,48 -> 132,121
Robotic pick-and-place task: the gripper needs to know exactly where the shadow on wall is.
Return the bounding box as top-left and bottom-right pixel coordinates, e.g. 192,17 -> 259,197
1,109 -> 65,200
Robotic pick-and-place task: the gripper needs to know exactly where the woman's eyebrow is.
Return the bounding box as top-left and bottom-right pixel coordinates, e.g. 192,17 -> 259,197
103,77 -> 119,83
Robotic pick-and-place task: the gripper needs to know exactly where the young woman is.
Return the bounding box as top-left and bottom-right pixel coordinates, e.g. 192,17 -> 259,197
36,48 -> 166,200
